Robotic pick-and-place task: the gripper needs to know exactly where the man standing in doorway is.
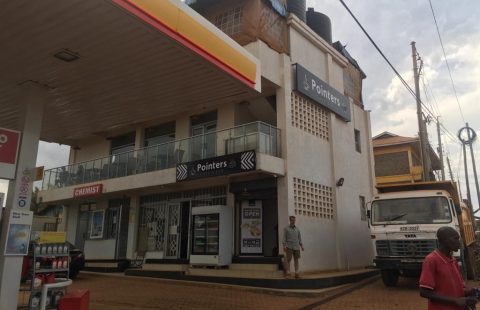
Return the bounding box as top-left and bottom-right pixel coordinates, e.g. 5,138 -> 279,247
282,215 -> 304,279
419,226 -> 478,309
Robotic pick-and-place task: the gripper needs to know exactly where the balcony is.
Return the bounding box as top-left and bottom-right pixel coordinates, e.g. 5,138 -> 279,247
42,122 -> 280,190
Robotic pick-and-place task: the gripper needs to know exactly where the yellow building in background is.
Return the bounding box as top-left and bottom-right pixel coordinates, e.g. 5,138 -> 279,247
373,132 -> 441,185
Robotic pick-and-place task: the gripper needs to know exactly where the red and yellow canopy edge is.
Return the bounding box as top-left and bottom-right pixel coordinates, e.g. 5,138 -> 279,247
113,0 -> 257,88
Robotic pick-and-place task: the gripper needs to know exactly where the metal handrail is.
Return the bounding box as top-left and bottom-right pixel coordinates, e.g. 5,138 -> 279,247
42,121 -> 281,190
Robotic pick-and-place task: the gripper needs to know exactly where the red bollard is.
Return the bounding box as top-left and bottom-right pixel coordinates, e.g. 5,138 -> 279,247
59,289 -> 89,310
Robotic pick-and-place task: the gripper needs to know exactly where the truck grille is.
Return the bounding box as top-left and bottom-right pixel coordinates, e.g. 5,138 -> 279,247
376,239 -> 437,257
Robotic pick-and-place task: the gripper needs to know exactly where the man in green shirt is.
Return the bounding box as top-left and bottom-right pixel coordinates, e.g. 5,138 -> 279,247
282,215 -> 304,278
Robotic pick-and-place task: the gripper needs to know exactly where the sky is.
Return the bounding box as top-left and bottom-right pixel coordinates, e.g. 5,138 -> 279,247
305,0 -> 480,209
1,0 -> 480,209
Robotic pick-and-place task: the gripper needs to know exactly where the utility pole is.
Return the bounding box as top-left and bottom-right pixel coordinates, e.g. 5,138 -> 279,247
462,140 -> 473,212
446,155 -> 461,198
436,117 -> 445,180
446,156 -> 454,181
466,123 -> 480,214
411,42 -> 432,181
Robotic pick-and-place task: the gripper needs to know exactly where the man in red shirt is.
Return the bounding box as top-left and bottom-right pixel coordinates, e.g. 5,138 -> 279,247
419,226 -> 477,309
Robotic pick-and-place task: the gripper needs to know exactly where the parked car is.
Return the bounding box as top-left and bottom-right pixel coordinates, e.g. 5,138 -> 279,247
67,242 -> 85,278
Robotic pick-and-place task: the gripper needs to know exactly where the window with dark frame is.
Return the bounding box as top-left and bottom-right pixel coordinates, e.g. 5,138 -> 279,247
354,129 -> 361,153
359,195 -> 366,221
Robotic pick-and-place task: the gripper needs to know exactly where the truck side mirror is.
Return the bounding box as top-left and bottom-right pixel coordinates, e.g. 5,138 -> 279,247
366,210 -> 371,219
454,204 -> 462,215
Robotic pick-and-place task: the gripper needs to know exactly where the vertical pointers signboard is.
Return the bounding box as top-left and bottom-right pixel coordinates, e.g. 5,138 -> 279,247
0,128 -> 21,180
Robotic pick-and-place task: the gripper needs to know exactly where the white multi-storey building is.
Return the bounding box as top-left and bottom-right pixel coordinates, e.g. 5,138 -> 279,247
35,0 -> 375,275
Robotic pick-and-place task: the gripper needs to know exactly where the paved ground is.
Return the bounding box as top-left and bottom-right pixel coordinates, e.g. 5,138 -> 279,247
68,272 -> 431,310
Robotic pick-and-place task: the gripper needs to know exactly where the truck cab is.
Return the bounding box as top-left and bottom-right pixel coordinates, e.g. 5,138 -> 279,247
368,181 -> 474,286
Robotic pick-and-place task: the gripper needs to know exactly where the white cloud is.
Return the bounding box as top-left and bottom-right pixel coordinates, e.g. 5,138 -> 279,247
307,0 -> 480,207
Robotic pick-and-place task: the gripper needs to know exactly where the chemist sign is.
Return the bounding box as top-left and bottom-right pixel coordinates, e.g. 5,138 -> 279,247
294,64 -> 351,122
0,127 -> 21,179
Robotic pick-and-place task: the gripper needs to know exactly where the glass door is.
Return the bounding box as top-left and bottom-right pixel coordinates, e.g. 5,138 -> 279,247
192,215 -> 206,254
204,123 -> 217,158
206,214 -> 219,254
192,214 -> 219,255
191,122 -> 217,161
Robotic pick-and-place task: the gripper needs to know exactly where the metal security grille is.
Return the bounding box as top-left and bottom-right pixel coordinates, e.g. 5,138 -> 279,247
166,204 -> 180,257
139,202 -> 167,252
139,187 -> 227,257
375,239 -> 437,257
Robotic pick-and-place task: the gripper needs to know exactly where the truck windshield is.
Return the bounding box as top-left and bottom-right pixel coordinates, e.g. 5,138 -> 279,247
371,196 -> 452,225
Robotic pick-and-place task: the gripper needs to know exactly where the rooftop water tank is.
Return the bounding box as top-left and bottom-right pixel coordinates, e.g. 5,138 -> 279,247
306,7 -> 332,44
287,0 -> 306,23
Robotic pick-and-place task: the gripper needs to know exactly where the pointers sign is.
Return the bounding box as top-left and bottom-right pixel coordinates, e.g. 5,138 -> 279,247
0,127 -> 21,179
176,151 -> 256,182
294,64 -> 351,122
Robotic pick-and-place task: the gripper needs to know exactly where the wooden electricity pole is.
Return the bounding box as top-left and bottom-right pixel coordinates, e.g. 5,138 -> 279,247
411,42 -> 432,181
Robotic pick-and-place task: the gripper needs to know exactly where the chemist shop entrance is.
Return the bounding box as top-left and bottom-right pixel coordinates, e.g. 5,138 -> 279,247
231,178 -> 278,258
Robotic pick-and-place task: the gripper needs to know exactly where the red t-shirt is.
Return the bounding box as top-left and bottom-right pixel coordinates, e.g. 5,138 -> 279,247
419,250 -> 465,310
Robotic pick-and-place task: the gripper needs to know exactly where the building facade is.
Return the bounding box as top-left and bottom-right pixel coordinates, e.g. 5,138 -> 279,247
373,132 -> 441,185
38,0 -> 374,274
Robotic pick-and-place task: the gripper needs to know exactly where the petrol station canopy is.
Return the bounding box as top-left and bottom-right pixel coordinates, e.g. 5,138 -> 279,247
0,0 -> 260,145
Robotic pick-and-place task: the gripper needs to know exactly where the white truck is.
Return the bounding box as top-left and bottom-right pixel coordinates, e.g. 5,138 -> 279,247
368,181 -> 475,287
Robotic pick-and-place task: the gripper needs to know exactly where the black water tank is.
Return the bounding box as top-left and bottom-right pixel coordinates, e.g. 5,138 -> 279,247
287,0 -> 306,23
306,7 -> 332,44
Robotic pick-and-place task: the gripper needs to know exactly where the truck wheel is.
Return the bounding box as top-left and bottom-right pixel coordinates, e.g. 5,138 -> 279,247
381,270 -> 399,287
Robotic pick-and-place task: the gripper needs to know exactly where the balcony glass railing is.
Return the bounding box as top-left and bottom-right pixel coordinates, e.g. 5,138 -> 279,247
42,121 -> 280,190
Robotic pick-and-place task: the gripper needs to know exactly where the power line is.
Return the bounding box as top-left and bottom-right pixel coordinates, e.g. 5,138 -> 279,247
428,0 -> 466,123
338,0 -> 462,152
338,0 -> 452,140
421,74 -> 441,117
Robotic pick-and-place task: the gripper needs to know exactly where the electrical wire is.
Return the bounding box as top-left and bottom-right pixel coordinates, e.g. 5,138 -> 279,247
421,75 -> 441,117
428,0 -> 466,124
338,0 -> 459,145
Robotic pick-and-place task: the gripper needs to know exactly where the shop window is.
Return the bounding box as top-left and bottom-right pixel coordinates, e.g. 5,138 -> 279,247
359,196 -> 366,221
354,129 -> 361,153
104,208 -> 119,239
110,132 -> 135,154
144,122 -> 175,147
89,210 -> 105,239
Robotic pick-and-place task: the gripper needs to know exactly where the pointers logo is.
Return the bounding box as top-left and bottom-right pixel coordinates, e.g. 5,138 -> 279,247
303,74 -> 310,91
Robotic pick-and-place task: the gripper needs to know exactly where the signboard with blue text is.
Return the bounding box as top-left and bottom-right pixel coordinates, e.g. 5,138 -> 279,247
294,64 -> 351,122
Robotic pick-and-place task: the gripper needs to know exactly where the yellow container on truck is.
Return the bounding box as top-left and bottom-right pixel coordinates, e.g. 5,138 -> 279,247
369,181 -> 475,287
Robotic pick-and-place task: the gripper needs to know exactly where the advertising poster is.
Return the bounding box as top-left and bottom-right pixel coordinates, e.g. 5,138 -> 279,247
240,200 -> 262,254
90,209 -> 105,239
5,210 -> 33,256
30,231 -> 66,244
